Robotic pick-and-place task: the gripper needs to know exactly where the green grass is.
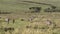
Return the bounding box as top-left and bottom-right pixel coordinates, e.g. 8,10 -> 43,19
0,0 -> 60,34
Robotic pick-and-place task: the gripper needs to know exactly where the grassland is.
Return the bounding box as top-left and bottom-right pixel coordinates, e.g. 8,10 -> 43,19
0,0 -> 60,34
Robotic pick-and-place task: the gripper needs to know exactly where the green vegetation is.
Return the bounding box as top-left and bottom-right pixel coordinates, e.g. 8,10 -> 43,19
0,0 -> 60,34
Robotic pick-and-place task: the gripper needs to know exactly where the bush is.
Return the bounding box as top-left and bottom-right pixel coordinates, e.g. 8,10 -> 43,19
4,27 -> 14,32
26,26 -> 31,28
34,26 -> 38,29
21,19 -> 24,21
44,8 -> 52,12
52,32 -> 57,34
51,6 -> 56,9
33,25 -> 38,29
29,7 -> 42,13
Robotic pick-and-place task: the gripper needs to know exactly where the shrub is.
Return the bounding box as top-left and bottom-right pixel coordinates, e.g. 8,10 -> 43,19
4,27 -> 14,32
29,7 -> 42,13
51,6 -> 56,9
33,25 -> 38,29
21,19 -> 24,21
26,26 -> 31,28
